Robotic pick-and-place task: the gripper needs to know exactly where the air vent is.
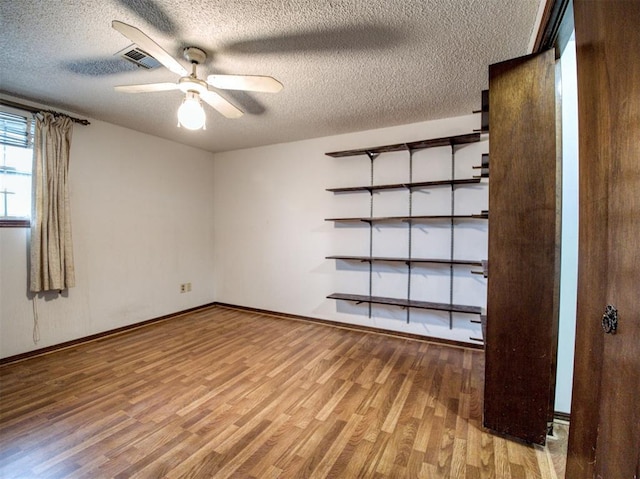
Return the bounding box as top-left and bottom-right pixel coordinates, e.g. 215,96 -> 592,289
115,45 -> 161,70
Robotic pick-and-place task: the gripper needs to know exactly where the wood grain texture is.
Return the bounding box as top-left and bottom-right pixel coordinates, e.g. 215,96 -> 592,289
567,1 -> 640,477
485,50 -> 559,445
0,306 -> 559,478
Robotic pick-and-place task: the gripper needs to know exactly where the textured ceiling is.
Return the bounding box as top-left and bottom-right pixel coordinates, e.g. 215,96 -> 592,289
0,0 -> 543,153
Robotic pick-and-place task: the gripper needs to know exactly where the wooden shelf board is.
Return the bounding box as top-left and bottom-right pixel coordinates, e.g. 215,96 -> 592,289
327,292 -> 483,315
326,255 -> 484,266
326,132 -> 481,158
325,213 -> 488,222
326,178 -> 481,193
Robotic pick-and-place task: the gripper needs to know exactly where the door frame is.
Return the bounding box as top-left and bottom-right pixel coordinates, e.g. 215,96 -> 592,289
534,0 -> 640,477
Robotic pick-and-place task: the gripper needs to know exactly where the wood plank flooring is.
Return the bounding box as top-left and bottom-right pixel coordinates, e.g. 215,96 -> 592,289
0,306 -> 560,478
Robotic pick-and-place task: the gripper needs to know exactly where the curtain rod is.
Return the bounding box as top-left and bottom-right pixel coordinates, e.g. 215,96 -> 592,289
0,99 -> 90,126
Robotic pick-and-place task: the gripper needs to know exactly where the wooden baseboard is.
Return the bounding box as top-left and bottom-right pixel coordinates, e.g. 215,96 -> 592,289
554,411 -> 571,423
214,302 -> 484,351
0,302 -> 217,365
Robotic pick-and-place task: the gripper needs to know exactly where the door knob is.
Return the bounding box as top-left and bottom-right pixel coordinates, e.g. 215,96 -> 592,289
602,304 -> 618,334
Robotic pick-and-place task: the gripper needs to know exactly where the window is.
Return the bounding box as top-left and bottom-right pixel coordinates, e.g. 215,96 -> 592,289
0,107 -> 34,227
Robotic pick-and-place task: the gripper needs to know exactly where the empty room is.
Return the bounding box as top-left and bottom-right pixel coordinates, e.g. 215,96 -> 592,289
1,0 -> 637,478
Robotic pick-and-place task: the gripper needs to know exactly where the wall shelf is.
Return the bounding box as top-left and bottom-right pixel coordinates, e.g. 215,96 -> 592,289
327,293 -> 483,315
327,178 -> 481,194
325,132 -> 481,158
325,213 -> 488,223
326,255 -> 484,267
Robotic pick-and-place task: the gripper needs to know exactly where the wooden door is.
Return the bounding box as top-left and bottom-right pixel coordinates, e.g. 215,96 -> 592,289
484,49 -> 559,445
566,1 -> 640,477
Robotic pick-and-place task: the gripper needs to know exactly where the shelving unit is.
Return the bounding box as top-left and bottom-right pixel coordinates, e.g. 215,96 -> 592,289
326,178 -> 480,193
325,132 -> 481,157
326,293 -> 483,315
326,256 -> 483,267
325,212 -> 488,223
325,132 -> 488,332
469,314 -> 488,343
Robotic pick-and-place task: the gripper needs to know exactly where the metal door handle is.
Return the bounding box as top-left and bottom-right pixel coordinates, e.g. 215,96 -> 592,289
602,304 -> 618,334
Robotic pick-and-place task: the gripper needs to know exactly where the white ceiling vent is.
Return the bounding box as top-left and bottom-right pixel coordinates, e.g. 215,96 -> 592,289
115,45 -> 161,69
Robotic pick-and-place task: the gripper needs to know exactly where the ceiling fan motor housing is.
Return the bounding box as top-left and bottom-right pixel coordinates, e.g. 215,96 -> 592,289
183,47 -> 207,65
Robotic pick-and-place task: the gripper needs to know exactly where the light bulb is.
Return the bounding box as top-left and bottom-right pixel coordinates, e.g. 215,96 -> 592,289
177,92 -> 206,130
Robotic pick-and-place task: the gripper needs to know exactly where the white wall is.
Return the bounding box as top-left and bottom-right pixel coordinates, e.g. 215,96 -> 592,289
213,115 -> 487,344
1,111 -> 488,357
0,117 -> 216,358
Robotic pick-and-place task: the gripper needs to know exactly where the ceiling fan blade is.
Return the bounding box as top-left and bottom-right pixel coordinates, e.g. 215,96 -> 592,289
112,20 -> 187,76
206,74 -> 283,93
201,90 -> 243,119
114,82 -> 179,93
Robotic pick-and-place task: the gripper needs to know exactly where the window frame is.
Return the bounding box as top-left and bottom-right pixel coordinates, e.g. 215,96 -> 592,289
0,105 -> 34,228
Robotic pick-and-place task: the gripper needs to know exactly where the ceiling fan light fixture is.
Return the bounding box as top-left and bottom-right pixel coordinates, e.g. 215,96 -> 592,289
111,22 -> 275,122
177,91 -> 206,130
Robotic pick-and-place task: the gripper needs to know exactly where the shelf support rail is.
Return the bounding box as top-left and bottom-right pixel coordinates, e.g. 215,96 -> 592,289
449,144 -> 457,329
366,151 -> 378,319
407,146 -> 414,324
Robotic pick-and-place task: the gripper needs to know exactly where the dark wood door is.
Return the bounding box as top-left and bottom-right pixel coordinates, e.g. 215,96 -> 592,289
484,49 -> 559,445
567,1 -> 640,477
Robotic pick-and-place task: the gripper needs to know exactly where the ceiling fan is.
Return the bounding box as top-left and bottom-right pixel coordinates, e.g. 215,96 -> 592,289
111,20 -> 283,130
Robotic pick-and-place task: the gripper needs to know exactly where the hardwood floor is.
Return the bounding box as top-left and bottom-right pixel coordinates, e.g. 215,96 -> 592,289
0,306 -> 561,478
546,422 -> 568,479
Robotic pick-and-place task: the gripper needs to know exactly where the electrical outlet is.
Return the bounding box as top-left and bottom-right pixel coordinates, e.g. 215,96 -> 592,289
180,283 -> 186,293
186,282 -> 192,292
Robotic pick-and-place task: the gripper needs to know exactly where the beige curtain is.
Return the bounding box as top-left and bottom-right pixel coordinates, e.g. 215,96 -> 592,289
29,112 -> 75,293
